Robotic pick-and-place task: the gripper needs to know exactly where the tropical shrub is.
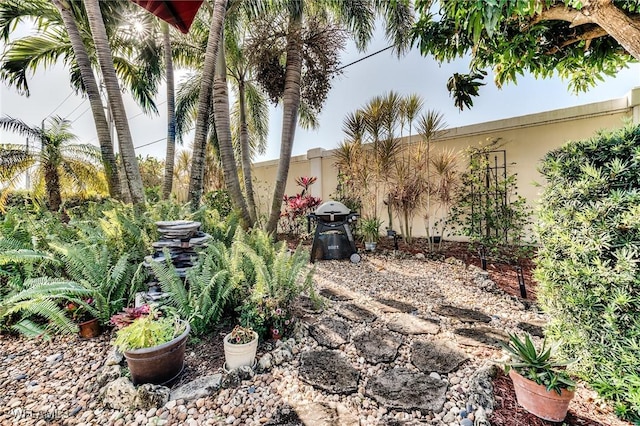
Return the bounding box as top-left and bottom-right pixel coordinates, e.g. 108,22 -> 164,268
279,176 -> 321,238
536,124 -> 640,421
203,189 -> 232,218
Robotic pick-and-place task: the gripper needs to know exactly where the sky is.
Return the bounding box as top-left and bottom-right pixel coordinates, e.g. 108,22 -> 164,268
1,22 -> 639,164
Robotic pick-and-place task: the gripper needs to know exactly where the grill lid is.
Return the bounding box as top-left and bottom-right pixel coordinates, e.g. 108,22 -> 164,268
313,200 -> 351,221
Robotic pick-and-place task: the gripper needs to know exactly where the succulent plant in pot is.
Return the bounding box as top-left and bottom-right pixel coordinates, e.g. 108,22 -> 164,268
502,333 -> 576,422
360,217 -> 382,251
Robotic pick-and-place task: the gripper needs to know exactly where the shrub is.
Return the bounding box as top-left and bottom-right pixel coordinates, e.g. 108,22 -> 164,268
536,124 -> 640,421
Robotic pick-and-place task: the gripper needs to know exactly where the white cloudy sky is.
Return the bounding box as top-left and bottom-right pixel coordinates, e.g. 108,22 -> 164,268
1,22 -> 639,163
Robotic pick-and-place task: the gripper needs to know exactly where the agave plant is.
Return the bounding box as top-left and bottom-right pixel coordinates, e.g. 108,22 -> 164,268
502,333 -> 576,394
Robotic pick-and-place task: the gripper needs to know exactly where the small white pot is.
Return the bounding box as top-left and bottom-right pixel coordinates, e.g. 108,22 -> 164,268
365,242 -> 377,252
223,331 -> 258,370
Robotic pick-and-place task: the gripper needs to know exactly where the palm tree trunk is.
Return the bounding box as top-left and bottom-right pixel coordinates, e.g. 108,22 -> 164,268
265,13 -> 303,235
213,35 -> 252,226
162,22 -> 176,200
83,0 -> 145,206
43,145 -> 62,212
238,80 -> 257,224
188,0 -> 226,209
53,0 -> 121,200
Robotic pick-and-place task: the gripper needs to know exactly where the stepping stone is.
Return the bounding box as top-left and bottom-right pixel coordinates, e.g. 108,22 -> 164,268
319,288 -> 352,301
433,304 -> 491,323
375,297 -> 417,313
365,367 -> 447,412
517,321 -> 545,338
454,326 -> 509,348
266,405 -> 305,425
308,318 -> 350,349
336,303 -> 377,323
411,340 -> 469,374
295,295 -> 323,315
353,330 -> 403,364
299,351 -> 359,394
386,313 -> 440,335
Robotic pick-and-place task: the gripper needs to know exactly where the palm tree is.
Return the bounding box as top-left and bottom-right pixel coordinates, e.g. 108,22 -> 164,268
83,0 -> 145,205
263,0 -> 415,234
0,116 -> 106,212
162,22 -> 176,200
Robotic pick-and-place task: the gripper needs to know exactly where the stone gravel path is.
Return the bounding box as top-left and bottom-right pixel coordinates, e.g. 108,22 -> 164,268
0,254 -> 547,425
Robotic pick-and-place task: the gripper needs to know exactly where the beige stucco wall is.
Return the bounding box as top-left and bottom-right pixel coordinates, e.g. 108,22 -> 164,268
252,88 -> 640,237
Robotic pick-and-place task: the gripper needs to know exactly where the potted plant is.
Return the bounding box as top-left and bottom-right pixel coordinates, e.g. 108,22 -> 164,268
223,325 -> 258,371
502,333 -> 576,422
360,217 -> 382,251
66,298 -> 101,338
112,306 -> 190,385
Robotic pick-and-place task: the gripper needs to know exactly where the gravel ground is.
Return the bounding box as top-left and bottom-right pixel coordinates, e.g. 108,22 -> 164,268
0,254 -> 548,426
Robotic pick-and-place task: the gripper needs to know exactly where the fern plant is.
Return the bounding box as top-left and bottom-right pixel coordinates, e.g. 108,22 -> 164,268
0,278 -> 93,337
149,241 -> 239,336
49,241 -> 145,325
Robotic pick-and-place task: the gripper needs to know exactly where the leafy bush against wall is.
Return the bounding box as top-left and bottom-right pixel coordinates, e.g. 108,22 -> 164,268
536,124 -> 640,420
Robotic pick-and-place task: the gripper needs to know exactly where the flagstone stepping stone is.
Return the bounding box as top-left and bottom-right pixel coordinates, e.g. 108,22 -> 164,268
295,295 -> 323,315
365,367 -> 447,412
375,297 -> 418,313
299,351 -> 359,394
386,313 -> 440,335
319,288 -> 352,301
336,303 -> 377,323
308,318 -> 351,349
353,330 -> 403,364
411,340 -> 469,374
433,304 -> 491,323
454,326 -> 509,348
517,321 -> 545,338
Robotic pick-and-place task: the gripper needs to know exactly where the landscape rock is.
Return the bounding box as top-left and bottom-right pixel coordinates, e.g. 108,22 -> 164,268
454,326 -> 509,348
96,365 -> 122,389
386,313 -> 440,335
365,367 -> 448,412
433,304 -> 491,323
411,339 -> 469,374
104,349 -> 124,366
308,317 -> 350,349
353,330 -> 402,364
99,377 -> 137,410
375,297 -> 417,313
169,374 -> 222,401
134,383 -> 170,410
335,303 -> 377,323
299,351 -> 359,394
318,287 -> 352,301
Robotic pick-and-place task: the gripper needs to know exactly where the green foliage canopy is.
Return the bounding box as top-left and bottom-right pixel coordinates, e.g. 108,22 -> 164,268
412,0 -> 639,109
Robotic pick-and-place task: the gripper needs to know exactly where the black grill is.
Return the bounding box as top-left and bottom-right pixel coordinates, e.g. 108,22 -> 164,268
308,200 -> 360,263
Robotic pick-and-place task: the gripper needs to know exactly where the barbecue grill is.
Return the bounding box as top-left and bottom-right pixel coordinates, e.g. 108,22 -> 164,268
308,200 -> 360,263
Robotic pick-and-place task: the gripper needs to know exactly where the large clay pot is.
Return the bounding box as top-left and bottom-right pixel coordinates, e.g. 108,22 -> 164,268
78,318 -> 101,339
223,331 -> 258,371
124,320 -> 190,385
509,369 -> 575,422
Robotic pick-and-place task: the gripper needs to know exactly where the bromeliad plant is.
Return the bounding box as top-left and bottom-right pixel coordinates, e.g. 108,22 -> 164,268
502,333 -> 576,395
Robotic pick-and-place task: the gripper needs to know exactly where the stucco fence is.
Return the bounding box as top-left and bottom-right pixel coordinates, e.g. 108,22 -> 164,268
252,87 -> 640,239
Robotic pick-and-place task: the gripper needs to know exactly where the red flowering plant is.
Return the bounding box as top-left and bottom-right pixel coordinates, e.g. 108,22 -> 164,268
65,298 -> 96,323
110,304 -> 153,329
268,304 -> 294,340
279,176 -> 321,238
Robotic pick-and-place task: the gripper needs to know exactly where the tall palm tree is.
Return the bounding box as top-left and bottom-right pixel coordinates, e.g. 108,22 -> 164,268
83,0 -> 145,205
162,21 -> 176,200
263,0 -> 415,234
0,116 -> 106,212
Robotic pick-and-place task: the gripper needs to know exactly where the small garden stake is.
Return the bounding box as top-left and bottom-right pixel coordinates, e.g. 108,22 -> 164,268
515,265 -> 527,299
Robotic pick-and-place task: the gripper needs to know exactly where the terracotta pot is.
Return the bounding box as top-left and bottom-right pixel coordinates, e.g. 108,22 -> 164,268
124,320 -> 190,385
509,369 -> 575,422
78,318 -> 101,339
223,331 -> 258,370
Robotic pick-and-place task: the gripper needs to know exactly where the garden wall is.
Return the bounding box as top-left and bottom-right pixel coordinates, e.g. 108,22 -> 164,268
252,87 -> 640,238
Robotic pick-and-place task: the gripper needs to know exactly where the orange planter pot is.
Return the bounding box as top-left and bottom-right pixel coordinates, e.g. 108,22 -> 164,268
78,318 -> 101,339
509,369 -> 575,422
